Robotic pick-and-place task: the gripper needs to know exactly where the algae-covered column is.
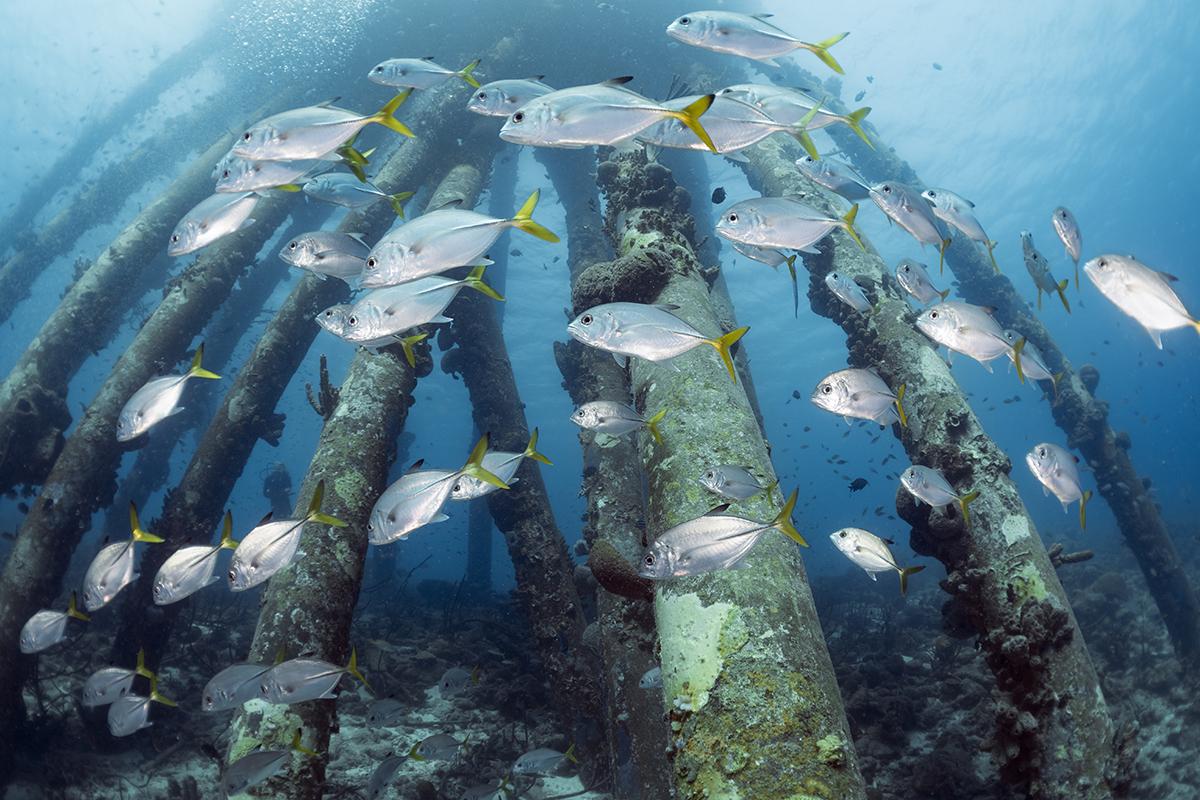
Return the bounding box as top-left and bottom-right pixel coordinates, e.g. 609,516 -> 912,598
597,151 -> 867,800
805,75 -> 1200,670
539,147 -> 675,799
740,137 -> 1125,799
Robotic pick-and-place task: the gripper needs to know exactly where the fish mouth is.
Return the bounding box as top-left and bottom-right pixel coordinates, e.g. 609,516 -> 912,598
497,126 -> 529,145
565,321 -> 587,342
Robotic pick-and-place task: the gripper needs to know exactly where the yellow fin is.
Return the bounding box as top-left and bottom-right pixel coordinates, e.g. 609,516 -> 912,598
129,502 -> 163,543
705,326 -> 749,383
938,238 -> 951,274
772,489 -> 807,547
894,383 -> 908,428
398,332 -> 428,368
985,240 -> 1000,273
645,408 -> 666,446
219,510 -> 238,550
291,729 -> 319,757
666,94 -> 718,154
957,489 -> 980,528
510,189 -> 560,242
372,91 -> 415,138
804,31 -> 849,74
389,191 -> 414,218
1080,489 -> 1092,530
899,565 -> 925,596
842,106 -> 872,148
1056,279 -> 1071,314
67,591 -> 89,622
346,647 -> 374,694
786,96 -> 825,160
840,204 -> 865,251
464,265 -> 504,301
523,427 -> 553,466
189,343 -> 220,380
149,675 -> 177,707
457,58 -> 482,88
463,433 -> 510,490
306,479 -> 348,528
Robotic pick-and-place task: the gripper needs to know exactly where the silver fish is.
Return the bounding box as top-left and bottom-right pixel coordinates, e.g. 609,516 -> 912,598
202,663 -> 272,712
107,674 -> 175,737
221,730 -> 315,797
498,78 -> 718,152
316,304 -> 404,352
233,94 -> 413,162
82,504 -> 163,612
637,93 -> 821,160
716,196 -> 863,253
215,156 -> 329,193
117,344 -> 221,441
829,527 -> 924,595
410,733 -> 463,762
825,271 -> 871,313
921,188 -> 998,273
168,191 -> 258,256
19,592 -> 88,654
366,697 -> 406,727
568,302 -> 749,382
569,400 -> 666,443
260,650 -> 369,705
450,429 -> 551,501
280,231 -> 370,284
152,510 -> 238,605
795,156 -> 870,201
870,182 -> 950,270
228,480 -> 346,591
639,666 -> 663,689
303,174 -> 412,216
915,301 -> 1020,376
1026,443 -> 1093,529
899,466 -> 980,526
366,754 -> 406,799
513,745 -> 577,776
895,259 -> 948,305
361,190 -> 557,287
368,57 -> 481,90
1052,206 -> 1082,286
82,665 -> 137,708
666,12 -> 848,72
1000,330 -> 1060,395
460,779 -> 515,800
699,464 -> 771,500
718,84 -> 872,146
811,368 -> 907,427
467,77 -> 554,116
1020,232 -> 1070,313
640,490 -> 806,579
438,666 -> 475,697
1084,254 -> 1199,349
730,241 -> 804,268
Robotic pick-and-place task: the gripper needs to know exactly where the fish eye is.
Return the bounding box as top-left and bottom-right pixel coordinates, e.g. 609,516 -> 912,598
883,185 -> 891,193
705,470 -> 714,478
512,111 -> 525,123
679,16 -> 690,24
1038,447 -> 1047,457
171,234 -> 179,243
902,265 -> 910,272
477,91 -> 487,99
289,241 -> 297,250
366,257 -> 376,269
929,310 -> 939,319
222,170 -> 230,178
374,66 -> 384,72
839,531 -> 847,538
228,569 -> 236,581
927,190 -> 936,197
821,384 -> 832,394
644,554 -> 655,565
242,132 -> 251,141
1060,210 -> 1068,218
1097,258 -> 1107,267
348,316 -> 358,326
727,212 -> 738,223
580,314 -> 593,326
830,272 -> 839,279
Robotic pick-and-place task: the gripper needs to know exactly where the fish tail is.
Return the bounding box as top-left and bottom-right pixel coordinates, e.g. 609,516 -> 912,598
1074,263 -> 1080,290
464,264 -> 505,302
1079,489 -> 1093,530
705,325 -> 749,383
938,237 -> 951,274
899,565 -> 926,596
67,591 -> 90,622
148,674 -> 177,708
771,489 -> 808,547
462,433 -> 511,490
188,343 -> 221,380
1011,337 -> 1027,384
510,189 -> 561,242
291,728 -> 320,757
786,97 -> 825,161
986,239 -> 1000,273
1192,319 -> 1200,337
645,408 -> 667,446
273,183 -> 304,192
1037,288 -> 1044,311
306,479 -> 349,528
408,743 -> 426,761
135,647 -> 153,679
388,191 -> 415,219
397,333 -> 428,368
894,383 -> 908,428
219,510 -> 239,550
129,502 -> 164,543
841,106 -> 873,148
346,647 -> 374,694
957,490 -> 981,528
456,58 -> 482,88
804,31 -> 849,75
523,427 -> 554,466
785,254 -> 799,318
371,90 -> 415,138
840,204 -> 865,251
564,743 -> 578,764
338,142 -> 372,169
1050,372 -> 1064,404
665,94 -> 719,154
1056,279 -> 1071,314
937,287 -> 951,302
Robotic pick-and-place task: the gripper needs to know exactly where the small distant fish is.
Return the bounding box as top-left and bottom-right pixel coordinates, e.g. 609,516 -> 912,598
152,510 -> 238,605
513,744 -> 578,776
794,156 -> 870,202
1000,330 -> 1061,395
117,344 -> 221,441
168,192 -> 258,256
20,592 -> 89,654
510,248 -> 522,256
438,666 -> 478,697
638,666 -> 663,689
854,90 -> 866,102
1020,232 -> 1070,313
459,778 -> 516,800
368,57 -> 482,90
932,62 -> 943,70
848,478 -> 868,493
711,186 -> 726,204
82,504 -> 164,612
870,182 -> 949,270
280,231 -> 370,285
221,730 -> 316,797
303,174 -> 413,217
1051,207 -> 1082,286
367,697 -> 406,727
215,156 -> 330,194
567,302 -> 747,383
409,733 -> 463,762
916,301 -> 1020,377
920,188 -> 998,272
202,662 -> 272,713
107,673 -> 176,737
666,11 -> 849,73
570,401 -> 666,444
450,429 -> 552,501
1026,443 -> 1093,529
1084,255 -> 1199,349
829,527 -> 925,595
899,466 -> 980,526
234,95 -> 413,162
699,464 -> 772,500
83,659 -> 140,708
895,259 -> 949,305
260,650 -> 370,705
824,271 -> 871,313
719,84 -> 871,146
228,480 -> 346,591
811,368 -> 906,428
866,75 -> 875,83
467,77 -> 555,117
365,754 -> 406,799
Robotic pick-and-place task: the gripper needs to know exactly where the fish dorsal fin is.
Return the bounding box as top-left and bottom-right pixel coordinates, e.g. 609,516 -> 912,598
529,74 -> 546,81
428,198 -> 465,213
423,56 -> 436,60
655,303 -> 682,312
406,459 -> 425,473
257,511 -> 274,527
705,503 -> 732,516
1157,270 -> 1180,282
751,12 -> 775,18
314,97 -> 341,108
979,305 -> 997,315
345,232 -> 370,247
882,537 -> 895,545
602,76 -> 635,87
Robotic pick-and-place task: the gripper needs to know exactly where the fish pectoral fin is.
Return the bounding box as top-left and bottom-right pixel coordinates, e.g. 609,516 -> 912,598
431,513 -> 450,524
612,353 -> 629,369
867,571 -> 878,582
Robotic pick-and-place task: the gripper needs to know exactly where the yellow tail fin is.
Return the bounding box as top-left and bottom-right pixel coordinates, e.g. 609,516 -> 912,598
346,647 -> 374,694
894,383 -> 908,428
149,675 -> 177,708
274,183 -> 304,192
705,326 -> 749,383
804,31 -> 849,75
1079,489 -> 1092,530
899,565 -> 925,596
1011,337 -> 1027,385
840,204 -> 865,251
510,189 -> 560,242
523,427 -> 553,466
457,58 -> 482,88
397,332 -> 428,368
463,265 -> 504,302
219,510 -> 238,550
291,729 -> 320,757
1056,279 -> 1071,314
938,238 -> 951,274
841,106 -> 872,148
786,99 -> 825,161
937,288 -> 951,302
189,343 -> 221,380
371,91 -> 415,138
644,408 -> 667,446
462,434 -> 511,490
67,591 -> 90,622
129,502 -> 164,543
666,94 -> 718,154
388,191 -> 414,219
1192,320 -> 1200,337
785,254 -> 799,318
985,240 -> 1000,273
771,489 -> 808,547
306,479 -> 348,528
135,647 -> 153,679
957,489 -> 980,528
564,743 -> 578,764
